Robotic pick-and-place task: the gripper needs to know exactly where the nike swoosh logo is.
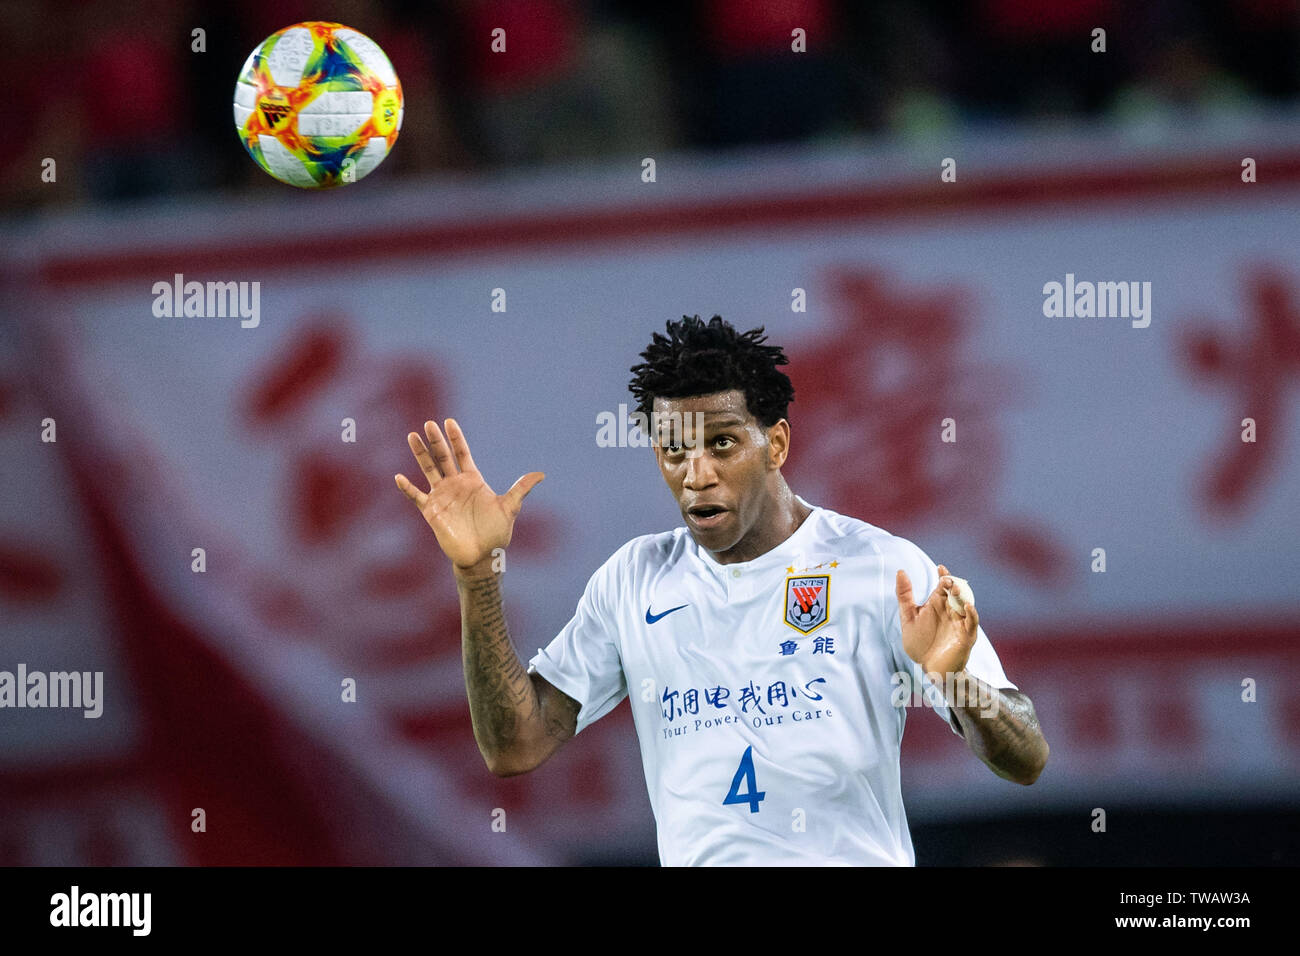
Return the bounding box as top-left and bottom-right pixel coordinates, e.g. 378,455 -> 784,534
645,604 -> 689,624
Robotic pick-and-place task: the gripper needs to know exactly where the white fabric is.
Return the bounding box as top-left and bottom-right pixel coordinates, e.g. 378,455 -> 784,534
528,499 -> 1016,866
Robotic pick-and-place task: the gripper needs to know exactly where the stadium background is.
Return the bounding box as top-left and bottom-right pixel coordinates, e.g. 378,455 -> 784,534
2,0 -> 1299,865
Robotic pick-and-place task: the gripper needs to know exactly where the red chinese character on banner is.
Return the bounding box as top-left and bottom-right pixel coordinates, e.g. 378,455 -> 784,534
233,313 -> 591,853
1177,267 -> 1300,517
787,266 -> 1067,583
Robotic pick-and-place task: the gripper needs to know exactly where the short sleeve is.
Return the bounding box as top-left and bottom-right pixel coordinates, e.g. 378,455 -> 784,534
884,537 -> 1017,738
526,546 -> 629,736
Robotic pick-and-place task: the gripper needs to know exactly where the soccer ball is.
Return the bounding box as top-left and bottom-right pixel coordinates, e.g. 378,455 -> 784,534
233,22 -> 402,188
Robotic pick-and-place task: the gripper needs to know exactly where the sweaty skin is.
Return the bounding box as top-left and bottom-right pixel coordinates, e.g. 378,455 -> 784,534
394,417 -> 575,775
650,389 -> 810,564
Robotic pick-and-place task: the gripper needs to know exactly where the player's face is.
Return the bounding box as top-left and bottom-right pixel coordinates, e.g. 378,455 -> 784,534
652,390 -> 790,560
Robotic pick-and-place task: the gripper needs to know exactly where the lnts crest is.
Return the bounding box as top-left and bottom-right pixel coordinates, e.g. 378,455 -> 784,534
785,575 -> 829,634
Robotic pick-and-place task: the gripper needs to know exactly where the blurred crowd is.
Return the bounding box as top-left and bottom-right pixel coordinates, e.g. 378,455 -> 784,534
2,0 -> 1297,211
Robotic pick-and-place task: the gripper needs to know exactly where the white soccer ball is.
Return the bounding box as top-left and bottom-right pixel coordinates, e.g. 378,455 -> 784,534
233,21 -> 403,188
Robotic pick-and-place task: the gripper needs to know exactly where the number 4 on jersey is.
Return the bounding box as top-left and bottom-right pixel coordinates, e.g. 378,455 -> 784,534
723,745 -> 766,813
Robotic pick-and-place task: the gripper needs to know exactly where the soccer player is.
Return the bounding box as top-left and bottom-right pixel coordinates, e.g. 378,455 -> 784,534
395,315 -> 1049,866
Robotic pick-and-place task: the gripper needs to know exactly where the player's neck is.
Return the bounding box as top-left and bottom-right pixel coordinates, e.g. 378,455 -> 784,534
710,484 -> 813,566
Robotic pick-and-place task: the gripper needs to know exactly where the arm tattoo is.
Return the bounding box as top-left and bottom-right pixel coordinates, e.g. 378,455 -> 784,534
949,677 -> 1049,784
458,569 -> 539,759
542,683 -> 582,741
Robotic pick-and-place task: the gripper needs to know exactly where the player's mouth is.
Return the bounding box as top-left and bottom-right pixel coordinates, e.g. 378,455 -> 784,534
686,504 -> 729,530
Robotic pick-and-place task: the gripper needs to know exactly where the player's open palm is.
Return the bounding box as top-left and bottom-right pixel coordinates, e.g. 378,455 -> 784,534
895,564 -> 977,679
395,418 -> 544,569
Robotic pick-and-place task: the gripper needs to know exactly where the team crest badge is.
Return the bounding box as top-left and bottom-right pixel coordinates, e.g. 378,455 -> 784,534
784,575 -> 829,634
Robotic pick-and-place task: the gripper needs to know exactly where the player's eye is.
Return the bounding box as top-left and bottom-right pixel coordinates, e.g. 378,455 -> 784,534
713,435 -> 736,450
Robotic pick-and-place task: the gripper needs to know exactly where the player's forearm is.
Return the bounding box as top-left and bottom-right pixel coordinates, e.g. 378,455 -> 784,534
454,558 -> 544,775
945,674 -> 1049,785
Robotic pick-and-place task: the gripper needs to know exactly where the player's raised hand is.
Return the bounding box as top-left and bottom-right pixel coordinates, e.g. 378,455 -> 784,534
895,563 -> 978,680
394,418 -> 544,569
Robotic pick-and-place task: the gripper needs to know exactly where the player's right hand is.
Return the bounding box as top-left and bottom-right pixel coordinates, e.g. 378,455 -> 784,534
395,418 -> 544,570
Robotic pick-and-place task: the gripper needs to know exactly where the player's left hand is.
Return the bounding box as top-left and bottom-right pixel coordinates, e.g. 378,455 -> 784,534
895,564 -> 977,681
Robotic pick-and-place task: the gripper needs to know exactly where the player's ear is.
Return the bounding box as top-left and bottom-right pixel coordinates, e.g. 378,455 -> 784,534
766,419 -> 790,468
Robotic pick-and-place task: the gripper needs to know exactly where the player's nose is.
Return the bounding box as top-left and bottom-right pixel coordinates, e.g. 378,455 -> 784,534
682,448 -> 717,489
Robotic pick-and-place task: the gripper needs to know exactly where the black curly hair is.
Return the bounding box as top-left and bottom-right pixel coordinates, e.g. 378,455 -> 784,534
628,315 -> 795,428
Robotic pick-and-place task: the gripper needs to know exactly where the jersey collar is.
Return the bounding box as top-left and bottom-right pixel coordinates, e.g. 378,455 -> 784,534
687,496 -> 822,579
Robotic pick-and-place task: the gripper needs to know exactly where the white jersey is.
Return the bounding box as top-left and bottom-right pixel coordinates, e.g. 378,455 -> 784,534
527,498 -> 1016,866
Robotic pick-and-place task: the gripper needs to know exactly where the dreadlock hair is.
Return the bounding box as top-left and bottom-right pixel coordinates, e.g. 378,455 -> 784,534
628,315 -> 795,428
